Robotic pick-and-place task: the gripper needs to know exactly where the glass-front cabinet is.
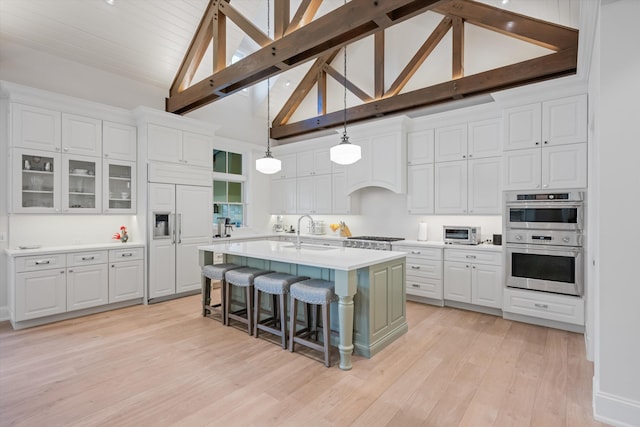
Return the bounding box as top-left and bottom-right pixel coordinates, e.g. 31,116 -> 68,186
103,160 -> 135,214
62,155 -> 101,213
12,148 -> 61,213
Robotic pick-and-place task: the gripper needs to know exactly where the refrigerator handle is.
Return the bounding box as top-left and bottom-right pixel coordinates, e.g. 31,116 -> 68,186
169,213 -> 175,244
177,213 -> 182,244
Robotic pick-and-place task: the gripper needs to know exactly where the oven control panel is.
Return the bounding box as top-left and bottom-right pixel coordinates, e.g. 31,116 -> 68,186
506,230 -> 583,247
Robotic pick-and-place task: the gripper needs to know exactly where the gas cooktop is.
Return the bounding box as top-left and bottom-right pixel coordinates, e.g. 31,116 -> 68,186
347,236 -> 405,242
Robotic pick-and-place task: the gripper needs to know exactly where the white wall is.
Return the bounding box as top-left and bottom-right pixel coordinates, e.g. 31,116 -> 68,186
594,0 -> 640,425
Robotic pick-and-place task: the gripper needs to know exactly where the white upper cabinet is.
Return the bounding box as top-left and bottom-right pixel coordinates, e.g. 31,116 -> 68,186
435,124 -> 468,162
468,157 -> 502,214
273,154 -> 297,179
407,130 -> 434,165
147,124 -> 212,168
503,148 -> 541,190
346,132 -> 406,194
11,104 -> 61,152
503,94 -> 587,150
435,160 -> 468,213
468,118 -> 502,159
297,174 -> 332,214
103,121 -> 137,161
297,149 -> 332,176
61,113 -> 102,157
12,148 -> 62,213
407,163 -> 434,214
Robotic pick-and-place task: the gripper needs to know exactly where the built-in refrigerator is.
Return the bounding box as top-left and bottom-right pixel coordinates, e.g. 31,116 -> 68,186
148,183 -> 212,299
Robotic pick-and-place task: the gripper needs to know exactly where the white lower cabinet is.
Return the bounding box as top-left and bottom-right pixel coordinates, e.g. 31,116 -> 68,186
443,248 -> 502,309
9,245 -> 144,327
503,288 -> 584,325
392,244 -> 443,302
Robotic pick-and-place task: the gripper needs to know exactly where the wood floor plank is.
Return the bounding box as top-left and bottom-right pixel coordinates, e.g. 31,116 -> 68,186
0,296 -> 606,426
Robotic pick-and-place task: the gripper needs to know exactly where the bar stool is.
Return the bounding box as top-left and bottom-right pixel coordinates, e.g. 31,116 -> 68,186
289,279 -> 338,367
253,273 -> 309,349
201,263 -> 241,324
225,267 -> 272,335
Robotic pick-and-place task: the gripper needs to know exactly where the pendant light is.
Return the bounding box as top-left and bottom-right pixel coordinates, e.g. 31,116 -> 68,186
330,32 -> 361,165
255,1 -> 281,174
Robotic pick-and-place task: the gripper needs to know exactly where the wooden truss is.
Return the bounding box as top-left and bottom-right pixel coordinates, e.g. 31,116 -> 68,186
167,0 -> 578,141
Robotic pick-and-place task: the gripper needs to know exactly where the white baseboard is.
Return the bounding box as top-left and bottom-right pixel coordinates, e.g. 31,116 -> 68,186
593,378 -> 640,427
0,305 -> 9,322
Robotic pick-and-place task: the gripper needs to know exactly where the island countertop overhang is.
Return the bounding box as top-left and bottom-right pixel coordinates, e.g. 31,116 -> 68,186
198,240 -> 406,271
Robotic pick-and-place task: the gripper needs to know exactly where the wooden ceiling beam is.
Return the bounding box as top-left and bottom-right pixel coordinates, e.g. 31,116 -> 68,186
323,63 -> 373,103
452,16 -> 464,80
166,0 -> 447,115
374,31 -> 385,98
273,50 -> 340,126
385,15 -> 452,97
274,0 -> 290,40
213,4 -> 226,73
218,1 -> 272,48
169,0 -> 217,96
317,70 -> 327,116
285,0 -> 323,36
434,0 -> 578,50
271,47 -> 577,141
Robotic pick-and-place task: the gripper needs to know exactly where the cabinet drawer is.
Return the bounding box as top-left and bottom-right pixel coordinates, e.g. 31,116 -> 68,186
109,247 -> 143,262
393,245 -> 442,260
15,253 -> 66,273
444,249 -> 501,265
503,288 -> 584,325
67,250 -> 108,267
406,259 -> 442,280
406,278 -> 442,299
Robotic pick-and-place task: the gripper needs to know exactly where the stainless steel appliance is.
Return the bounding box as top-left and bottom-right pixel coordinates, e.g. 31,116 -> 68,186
443,226 -> 481,245
343,236 -> 405,251
505,190 -> 585,296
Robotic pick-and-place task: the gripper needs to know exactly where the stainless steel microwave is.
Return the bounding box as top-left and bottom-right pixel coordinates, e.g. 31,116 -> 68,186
443,226 -> 481,245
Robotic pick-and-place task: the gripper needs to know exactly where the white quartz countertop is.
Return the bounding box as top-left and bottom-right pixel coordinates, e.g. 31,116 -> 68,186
5,242 -> 145,257
394,240 -> 503,252
199,240 -> 406,271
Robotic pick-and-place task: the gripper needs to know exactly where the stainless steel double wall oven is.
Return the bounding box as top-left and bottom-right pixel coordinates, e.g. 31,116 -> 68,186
505,191 -> 585,296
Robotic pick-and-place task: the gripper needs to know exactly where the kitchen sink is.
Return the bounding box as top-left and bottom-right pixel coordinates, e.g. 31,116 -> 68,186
282,244 -> 338,251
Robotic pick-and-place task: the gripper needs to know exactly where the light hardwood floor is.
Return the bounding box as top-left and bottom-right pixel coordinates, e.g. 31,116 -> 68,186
0,295 -> 606,427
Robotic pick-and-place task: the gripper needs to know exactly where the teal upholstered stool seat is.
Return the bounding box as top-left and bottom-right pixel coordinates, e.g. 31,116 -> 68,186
253,273 -> 308,348
224,267 -> 272,335
289,279 -> 338,367
201,263 -> 241,324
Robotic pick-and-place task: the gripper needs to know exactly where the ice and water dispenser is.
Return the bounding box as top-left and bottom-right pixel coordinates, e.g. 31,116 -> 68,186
153,212 -> 171,239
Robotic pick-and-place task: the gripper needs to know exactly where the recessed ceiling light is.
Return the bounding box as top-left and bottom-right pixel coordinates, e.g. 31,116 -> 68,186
105,0 -> 115,5
285,80 -> 291,87
501,0 -> 510,4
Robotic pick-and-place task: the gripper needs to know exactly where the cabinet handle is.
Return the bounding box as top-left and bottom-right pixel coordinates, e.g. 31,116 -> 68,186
64,147 -> 69,152
469,155 -> 472,158
35,260 -> 50,265
81,256 -> 95,261
534,303 -> 549,309
472,266 -> 476,269
410,251 -> 421,255
60,270 -> 65,274
466,265 -> 470,268
465,255 -> 476,259
112,264 -> 115,268
121,253 -> 134,257
411,266 -> 421,270
462,155 -> 466,159
535,142 -> 540,145
411,284 -> 420,288
104,153 -> 109,158
544,141 -> 548,144
69,269 -> 73,273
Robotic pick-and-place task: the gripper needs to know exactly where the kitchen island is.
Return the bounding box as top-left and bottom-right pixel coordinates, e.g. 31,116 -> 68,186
198,240 -> 407,370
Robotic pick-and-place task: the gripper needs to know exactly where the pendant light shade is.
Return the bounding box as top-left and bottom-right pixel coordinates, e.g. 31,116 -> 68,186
255,151 -> 281,174
256,0 -> 281,175
330,132 -> 361,165
330,30 -> 360,166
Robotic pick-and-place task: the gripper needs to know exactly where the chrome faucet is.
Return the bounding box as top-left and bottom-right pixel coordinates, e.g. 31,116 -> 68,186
296,215 -> 314,249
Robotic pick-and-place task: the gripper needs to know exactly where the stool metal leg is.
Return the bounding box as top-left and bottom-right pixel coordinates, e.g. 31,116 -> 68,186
289,294 -> 297,352
202,275 -> 210,317
253,286 -> 261,338
322,303 -> 331,367
279,293 -> 287,349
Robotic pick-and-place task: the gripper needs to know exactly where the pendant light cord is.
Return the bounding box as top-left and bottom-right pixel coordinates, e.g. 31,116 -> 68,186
266,0 -> 271,155
342,0 -> 348,141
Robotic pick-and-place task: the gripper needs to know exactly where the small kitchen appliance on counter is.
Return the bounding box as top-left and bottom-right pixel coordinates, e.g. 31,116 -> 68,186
443,226 -> 481,245
273,215 -> 285,232
216,217 -> 232,238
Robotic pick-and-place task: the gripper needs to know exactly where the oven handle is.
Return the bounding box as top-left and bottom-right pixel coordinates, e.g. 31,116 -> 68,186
506,244 -> 581,256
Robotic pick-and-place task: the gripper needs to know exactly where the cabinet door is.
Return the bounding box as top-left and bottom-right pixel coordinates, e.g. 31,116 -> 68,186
503,103 -> 541,150
332,172 -> 354,214
296,151 -> 315,176
435,124 -> 467,162
109,260 -> 144,303
296,176 -> 314,213
104,160 -> 135,213
274,154 -> 297,179
542,94 -> 587,146
147,124 -> 182,163
468,157 -> 501,214
346,137 -> 372,192
407,164 -> 434,214
11,104 -> 61,152
468,118 -> 501,159
12,148 -> 61,213
542,143 -> 587,189
67,264 -> 109,311
313,174 -> 332,214
149,240 -> 176,298
503,148 -> 541,190
61,113 -> 102,157
435,160 -> 467,213
103,121 -> 137,161
443,261 -> 471,303
471,263 -> 502,308
15,269 -> 66,321
281,178 -> 297,214
177,185 -> 212,241
62,154 -> 101,213
182,132 -> 212,168
371,133 -> 404,192
407,130 -> 434,165
314,150 -> 332,175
